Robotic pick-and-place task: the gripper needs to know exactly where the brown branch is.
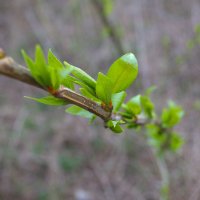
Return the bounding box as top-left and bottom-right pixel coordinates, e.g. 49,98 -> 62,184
0,56 -> 43,89
0,50 -> 111,121
90,0 -> 124,55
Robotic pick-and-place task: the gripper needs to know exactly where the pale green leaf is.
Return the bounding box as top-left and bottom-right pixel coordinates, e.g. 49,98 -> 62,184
21,49 -> 48,87
48,49 -> 63,69
66,105 -> 93,118
25,96 -> 68,106
126,95 -> 142,115
80,88 -> 101,103
112,91 -> 126,112
106,120 -> 123,134
107,53 -> 138,93
96,72 -> 113,105
69,63 -> 96,89
140,95 -> 155,118
161,101 -> 184,127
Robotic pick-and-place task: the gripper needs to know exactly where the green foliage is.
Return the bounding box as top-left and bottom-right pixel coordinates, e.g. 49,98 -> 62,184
20,45 -> 185,200
161,101 -> 184,128
25,96 -> 68,106
70,64 -> 96,90
112,91 -> 126,112
146,123 -> 184,154
66,105 -> 94,119
106,120 -> 123,133
96,72 -> 113,105
22,45 -> 72,90
123,95 -> 142,116
102,0 -> 114,16
169,132 -> 184,152
22,46 -> 184,155
22,47 -> 139,125
107,53 -> 138,93
140,95 -> 155,119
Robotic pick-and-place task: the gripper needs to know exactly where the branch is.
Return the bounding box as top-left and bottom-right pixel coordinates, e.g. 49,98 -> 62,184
0,49 -> 111,121
90,0 -> 125,55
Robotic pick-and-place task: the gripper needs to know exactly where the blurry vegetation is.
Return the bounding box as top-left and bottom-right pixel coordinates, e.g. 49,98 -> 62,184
0,0 -> 200,200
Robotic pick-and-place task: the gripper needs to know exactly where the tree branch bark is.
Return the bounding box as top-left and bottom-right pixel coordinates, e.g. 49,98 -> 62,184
0,50 -> 111,121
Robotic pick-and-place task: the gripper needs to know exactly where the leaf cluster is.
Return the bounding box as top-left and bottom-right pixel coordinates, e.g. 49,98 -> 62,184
22,46 -> 184,154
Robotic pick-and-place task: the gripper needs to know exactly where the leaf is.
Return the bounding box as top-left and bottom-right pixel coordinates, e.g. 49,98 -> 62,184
62,75 -> 76,90
106,120 -> 123,134
146,124 -> 167,150
61,62 -> 74,79
102,0 -> 113,16
125,95 -> 142,115
89,115 -> 96,124
169,132 -> 184,152
161,101 -> 184,128
69,63 -> 96,89
25,96 -> 68,106
145,85 -> 157,97
22,49 -> 48,87
96,72 -> 113,105
47,53 -> 73,89
107,53 -> 138,93
140,95 -> 155,118
48,49 -> 63,69
34,45 -> 51,85
35,45 -> 46,69
48,67 -> 61,90
112,91 -> 126,112
66,105 -> 93,118
21,50 -> 38,80
80,88 -> 101,103
73,79 -> 96,96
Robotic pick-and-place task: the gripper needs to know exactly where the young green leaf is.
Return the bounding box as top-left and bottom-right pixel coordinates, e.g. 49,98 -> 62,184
22,51 -> 42,84
146,124 -> 167,151
107,53 -> 138,93
22,46 -> 50,88
125,95 -> 142,115
161,101 -> 184,128
145,85 -> 157,97
106,120 -> 123,134
35,45 -> 46,68
140,95 -> 155,118
61,61 -> 74,79
48,49 -> 63,69
66,105 -> 93,118
112,91 -> 126,112
34,45 -> 50,85
73,79 -> 96,96
80,88 -> 101,103
96,72 -> 113,105
47,52 -> 73,89
48,67 -> 61,90
68,63 -> 96,89
25,96 -> 68,105
169,132 -> 184,152
62,75 -> 76,90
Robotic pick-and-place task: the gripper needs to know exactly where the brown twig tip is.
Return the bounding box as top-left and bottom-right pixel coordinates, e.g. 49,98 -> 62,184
0,48 -> 6,59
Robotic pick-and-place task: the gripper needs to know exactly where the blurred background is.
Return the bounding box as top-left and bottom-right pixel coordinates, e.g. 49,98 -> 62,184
0,0 -> 200,199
